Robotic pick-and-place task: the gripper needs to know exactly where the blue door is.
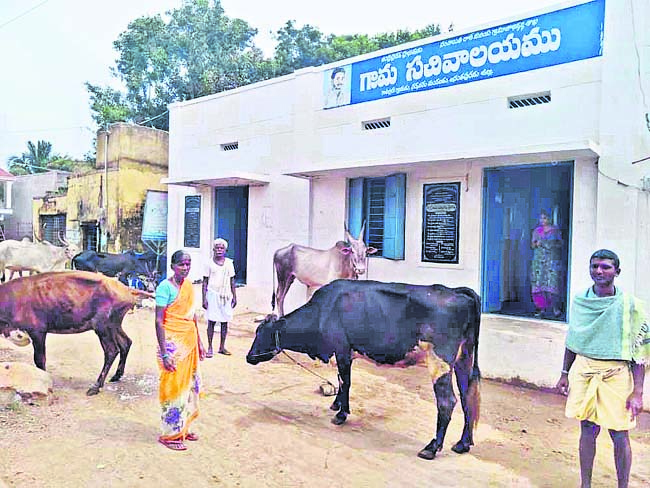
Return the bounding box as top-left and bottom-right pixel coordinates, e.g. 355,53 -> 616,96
214,187 -> 248,284
481,163 -> 573,321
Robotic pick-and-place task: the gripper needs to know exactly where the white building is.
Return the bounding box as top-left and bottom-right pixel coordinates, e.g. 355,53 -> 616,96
165,0 -> 650,396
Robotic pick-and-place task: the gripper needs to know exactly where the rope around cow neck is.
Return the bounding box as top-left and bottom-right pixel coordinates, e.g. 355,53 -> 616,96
280,351 -> 338,392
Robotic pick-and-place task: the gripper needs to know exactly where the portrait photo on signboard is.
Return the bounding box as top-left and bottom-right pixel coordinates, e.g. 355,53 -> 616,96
323,64 -> 351,109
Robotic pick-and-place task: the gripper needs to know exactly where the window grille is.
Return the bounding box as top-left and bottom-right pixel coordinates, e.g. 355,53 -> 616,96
366,178 -> 386,254
39,214 -> 66,245
348,174 -> 406,260
221,142 -> 239,151
508,92 -> 551,109
362,118 -> 391,130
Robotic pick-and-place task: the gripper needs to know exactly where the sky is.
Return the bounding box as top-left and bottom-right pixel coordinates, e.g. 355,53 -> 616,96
0,0 -> 564,169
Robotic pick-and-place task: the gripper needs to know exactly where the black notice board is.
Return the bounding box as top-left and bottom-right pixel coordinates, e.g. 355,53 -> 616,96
422,182 -> 460,263
184,196 -> 201,248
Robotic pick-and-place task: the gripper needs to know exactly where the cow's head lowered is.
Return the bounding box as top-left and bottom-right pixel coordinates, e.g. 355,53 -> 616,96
342,223 -> 377,277
246,314 -> 284,365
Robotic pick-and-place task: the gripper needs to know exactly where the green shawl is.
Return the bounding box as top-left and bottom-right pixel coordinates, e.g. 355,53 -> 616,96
566,288 -> 650,365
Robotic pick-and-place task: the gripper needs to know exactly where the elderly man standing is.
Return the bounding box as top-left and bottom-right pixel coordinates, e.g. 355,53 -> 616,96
202,238 -> 237,357
556,249 -> 649,488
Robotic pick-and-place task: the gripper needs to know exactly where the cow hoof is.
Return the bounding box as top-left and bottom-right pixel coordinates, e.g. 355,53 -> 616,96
329,400 -> 341,411
331,412 -> 347,425
417,449 -> 436,460
109,374 -> 122,383
86,386 -> 100,396
451,442 -> 471,454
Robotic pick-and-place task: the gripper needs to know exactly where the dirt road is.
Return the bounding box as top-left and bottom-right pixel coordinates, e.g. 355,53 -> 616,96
1,308 -> 649,487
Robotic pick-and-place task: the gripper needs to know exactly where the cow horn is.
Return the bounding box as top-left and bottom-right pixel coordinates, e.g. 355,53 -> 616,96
358,221 -> 366,241
343,224 -> 353,243
58,231 -> 69,246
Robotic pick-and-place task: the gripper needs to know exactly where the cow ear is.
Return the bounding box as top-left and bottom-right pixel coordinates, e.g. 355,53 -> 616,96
339,247 -> 352,255
366,247 -> 378,255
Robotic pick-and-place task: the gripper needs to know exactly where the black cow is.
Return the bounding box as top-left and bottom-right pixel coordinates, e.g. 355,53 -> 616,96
72,250 -> 164,290
72,250 -> 137,277
247,279 -> 481,460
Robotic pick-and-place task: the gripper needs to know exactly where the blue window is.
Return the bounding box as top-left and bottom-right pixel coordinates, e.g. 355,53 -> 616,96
348,174 -> 405,260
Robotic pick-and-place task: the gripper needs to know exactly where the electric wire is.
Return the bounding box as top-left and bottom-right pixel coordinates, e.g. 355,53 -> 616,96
0,0 -> 52,30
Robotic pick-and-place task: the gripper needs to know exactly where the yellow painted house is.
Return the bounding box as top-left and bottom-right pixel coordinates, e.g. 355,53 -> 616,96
33,123 -> 168,252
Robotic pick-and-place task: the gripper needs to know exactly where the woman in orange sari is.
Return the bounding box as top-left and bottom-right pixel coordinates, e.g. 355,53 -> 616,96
155,250 -> 205,451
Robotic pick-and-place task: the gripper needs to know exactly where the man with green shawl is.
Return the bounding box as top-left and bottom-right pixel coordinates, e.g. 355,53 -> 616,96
556,249 -> 649,488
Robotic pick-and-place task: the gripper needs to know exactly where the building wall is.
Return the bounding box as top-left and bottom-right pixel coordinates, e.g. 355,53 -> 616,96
97,123 -> 169,171
34,124 -> 168,252
3,171 -> 69,239
168,1 -> 607,311
593,0 -> 650,295
165,174 -> 310,296
167,0 -> 650,402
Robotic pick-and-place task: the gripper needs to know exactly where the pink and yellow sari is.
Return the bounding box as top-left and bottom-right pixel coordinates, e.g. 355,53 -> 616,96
158,279 -> 201,441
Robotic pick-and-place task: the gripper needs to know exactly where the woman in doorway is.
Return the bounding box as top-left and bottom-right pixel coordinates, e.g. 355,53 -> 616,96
530,209 -> 564,318
155,250 -> 205,451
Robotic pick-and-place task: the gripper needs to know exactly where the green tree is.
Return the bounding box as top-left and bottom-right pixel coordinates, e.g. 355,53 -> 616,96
272,20 -> 329,75
87,0 -> 267,130
6,140 -> 92,176
272,23 -> 443,75
87,0 -> 443,129
85,83 -> 132,130
7,140 -> 55,175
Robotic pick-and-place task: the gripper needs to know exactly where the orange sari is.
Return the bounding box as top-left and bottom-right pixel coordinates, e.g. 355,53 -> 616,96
158,278 -> 201,441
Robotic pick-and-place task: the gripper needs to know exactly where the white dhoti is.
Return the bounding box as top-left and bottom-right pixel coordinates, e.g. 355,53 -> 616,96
206,289 -> 233,322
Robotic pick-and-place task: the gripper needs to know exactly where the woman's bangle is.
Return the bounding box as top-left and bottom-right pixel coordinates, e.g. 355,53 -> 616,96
161,353 -> 170,359
561,369 -> 569,375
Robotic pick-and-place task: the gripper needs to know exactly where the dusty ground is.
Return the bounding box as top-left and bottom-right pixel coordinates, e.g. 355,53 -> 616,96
1,308 -> 649,488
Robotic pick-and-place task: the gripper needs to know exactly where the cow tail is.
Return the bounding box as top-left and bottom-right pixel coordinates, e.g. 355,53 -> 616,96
468,289 -> 481,430
271,258 -> 277,312
457,286 -> 481,430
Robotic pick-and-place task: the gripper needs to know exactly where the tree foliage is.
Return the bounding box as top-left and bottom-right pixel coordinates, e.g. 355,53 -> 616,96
87,0 -> 442,130
272,22 -> 442,76
7,140 -> 93,176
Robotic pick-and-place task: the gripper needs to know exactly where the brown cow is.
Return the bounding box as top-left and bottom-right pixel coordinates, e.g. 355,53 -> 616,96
271,224 -> 377,316
0,271 -> 152,395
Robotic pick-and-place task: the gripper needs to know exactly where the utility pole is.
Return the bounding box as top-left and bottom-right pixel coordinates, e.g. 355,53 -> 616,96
101,128 -> 110,252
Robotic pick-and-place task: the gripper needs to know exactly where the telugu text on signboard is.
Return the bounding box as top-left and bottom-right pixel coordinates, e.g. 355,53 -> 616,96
323,0 -> 604,109
422,182 -> 460,264
184,195 -> 201,248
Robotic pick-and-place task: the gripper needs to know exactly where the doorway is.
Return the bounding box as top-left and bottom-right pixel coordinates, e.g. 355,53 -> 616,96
81,221 -> 100,251
481,162 -> 573,321
214,186 -> 248,284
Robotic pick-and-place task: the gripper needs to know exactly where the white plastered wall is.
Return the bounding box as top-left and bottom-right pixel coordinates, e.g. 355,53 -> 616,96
166,0 -> 650,403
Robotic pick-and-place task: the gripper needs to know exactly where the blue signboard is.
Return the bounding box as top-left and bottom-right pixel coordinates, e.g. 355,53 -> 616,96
322,0 -> 605,109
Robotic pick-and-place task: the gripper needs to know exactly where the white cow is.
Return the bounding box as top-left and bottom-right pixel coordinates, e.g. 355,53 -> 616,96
0,236 -> 80,282
271,224 -> 377,316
